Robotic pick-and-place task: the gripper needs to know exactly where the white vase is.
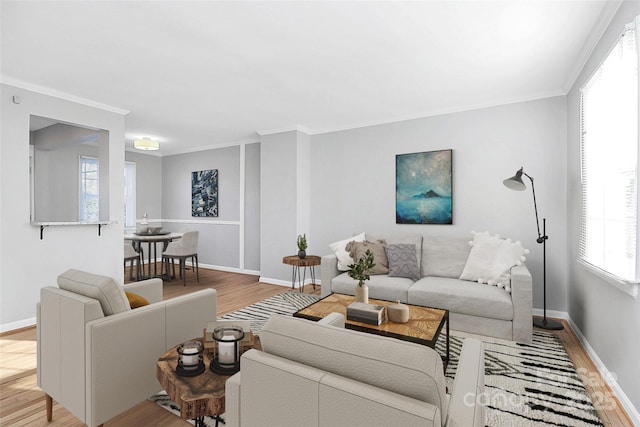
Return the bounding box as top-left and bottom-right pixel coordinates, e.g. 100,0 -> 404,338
355,284 -> 369,304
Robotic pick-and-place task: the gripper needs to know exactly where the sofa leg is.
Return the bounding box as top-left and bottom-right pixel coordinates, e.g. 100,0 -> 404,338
46,393 -> 52,421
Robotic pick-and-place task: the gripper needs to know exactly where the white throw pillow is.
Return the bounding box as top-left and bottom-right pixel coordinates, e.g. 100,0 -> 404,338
329,232 -> 366,271
459,231 -> 529,293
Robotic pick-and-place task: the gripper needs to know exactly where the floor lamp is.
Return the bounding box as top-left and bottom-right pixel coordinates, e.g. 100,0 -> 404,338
503,167 -> 563,330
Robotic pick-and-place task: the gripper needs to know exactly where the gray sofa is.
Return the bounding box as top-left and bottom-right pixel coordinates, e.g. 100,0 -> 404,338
226,314 -> 485,427
321,234 -> 533,343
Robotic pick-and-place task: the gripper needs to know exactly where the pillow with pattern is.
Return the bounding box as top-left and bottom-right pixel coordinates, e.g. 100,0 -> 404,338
385,244 -> 420,281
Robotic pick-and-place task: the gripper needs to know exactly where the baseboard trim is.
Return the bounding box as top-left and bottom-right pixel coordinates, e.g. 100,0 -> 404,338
532,308 -> 639,424
1,317 -> 36,334
566,317 -> 640,425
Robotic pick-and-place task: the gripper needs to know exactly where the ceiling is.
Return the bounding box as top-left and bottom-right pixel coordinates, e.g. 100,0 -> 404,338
1,1 -> 619,156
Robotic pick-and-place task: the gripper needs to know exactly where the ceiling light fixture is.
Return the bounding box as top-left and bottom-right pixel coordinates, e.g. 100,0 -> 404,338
134,137 -> 159,151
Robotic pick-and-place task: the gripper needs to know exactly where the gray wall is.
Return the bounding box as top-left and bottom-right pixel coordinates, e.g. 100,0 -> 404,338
307,97 -> 568,313
244,143 -> 261,271
125,150 -> 163,224
566,0 -> 640,413
1,83 -> 126,331
160,144 -> 260,272
260,131 -> 299,283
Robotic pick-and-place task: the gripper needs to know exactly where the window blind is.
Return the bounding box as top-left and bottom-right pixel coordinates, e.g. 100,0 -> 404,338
579,21 -> 638,284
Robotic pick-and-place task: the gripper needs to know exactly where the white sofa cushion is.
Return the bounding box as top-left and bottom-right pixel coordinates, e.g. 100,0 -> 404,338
408,276 -> 514,321
459,231 -> 529,290
57,269 -> 130,315
421,236 -> 471,278
329,232 -> 366,271
260,314 -> 448,418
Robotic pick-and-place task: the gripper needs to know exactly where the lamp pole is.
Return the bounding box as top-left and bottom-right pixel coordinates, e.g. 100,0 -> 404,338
504,168 -> 563,331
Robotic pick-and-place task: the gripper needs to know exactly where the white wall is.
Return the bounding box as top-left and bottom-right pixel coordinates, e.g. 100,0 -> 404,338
309,96 -> 568,312
566,0 -> 640,417
125,150 -> 163,225
0,84 -> 126,331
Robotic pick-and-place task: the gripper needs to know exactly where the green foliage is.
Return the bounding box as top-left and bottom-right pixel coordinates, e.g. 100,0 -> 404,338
347,249 -> 376,287
297,234 -> 307,251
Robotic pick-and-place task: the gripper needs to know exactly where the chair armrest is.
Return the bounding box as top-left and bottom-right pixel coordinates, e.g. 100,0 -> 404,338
318,312 -> 345,328
321,254 -> 340,297
123,278 -> 163,303
510,264 -> 533,343
225,373 -> 241,427
446,338 -> 485,427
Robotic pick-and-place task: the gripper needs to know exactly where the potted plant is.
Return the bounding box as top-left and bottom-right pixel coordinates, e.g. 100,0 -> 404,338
297,234 -> 307,259
348,249 -> 376,303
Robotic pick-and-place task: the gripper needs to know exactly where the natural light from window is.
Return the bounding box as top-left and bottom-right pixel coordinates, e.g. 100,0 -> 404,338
580,19 -> 638,287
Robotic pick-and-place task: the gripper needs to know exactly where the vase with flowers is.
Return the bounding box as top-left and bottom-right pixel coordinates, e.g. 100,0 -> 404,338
297,234 -> 307,259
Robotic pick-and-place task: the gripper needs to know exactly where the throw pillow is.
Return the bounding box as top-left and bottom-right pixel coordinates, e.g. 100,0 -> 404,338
124,291 -> 150,309
385,244 -> 420,281
459,231 -> 529,293
345,240 -> 389,275
329,232 -> 366,271
57,269 -> 131,315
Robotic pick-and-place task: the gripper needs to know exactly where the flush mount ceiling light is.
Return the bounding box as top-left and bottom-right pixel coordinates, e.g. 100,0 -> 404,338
134,137 -> 159,151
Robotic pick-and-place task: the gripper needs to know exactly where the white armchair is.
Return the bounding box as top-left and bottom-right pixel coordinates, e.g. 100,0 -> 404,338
37,269 -> 217,427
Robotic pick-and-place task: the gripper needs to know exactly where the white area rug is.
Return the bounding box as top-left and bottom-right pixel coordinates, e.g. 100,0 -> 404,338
152,292 -> 603,426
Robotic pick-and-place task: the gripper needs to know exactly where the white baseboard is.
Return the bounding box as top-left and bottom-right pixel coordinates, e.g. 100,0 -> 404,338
566,317 -> 640,425
1,317 -> 36,333
532,308 -> 640,424
259,276 -> 319,290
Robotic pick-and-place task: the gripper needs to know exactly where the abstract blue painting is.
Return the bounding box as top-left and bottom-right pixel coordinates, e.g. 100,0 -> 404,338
396,149 -> 452,224
192,169 -> 218,217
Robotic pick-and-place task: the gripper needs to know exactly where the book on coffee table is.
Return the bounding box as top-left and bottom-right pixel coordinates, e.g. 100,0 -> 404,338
346,302 -> 385,325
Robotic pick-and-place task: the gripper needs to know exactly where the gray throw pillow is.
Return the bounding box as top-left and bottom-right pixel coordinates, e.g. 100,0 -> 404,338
385,244 -> 420,281
346,240 -> 389,275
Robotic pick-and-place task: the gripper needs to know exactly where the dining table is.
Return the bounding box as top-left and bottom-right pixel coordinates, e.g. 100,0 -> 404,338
124,231 -> 183,279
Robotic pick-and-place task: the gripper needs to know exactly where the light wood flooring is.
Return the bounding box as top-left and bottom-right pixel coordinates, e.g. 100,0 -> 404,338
0,266 -> 633,426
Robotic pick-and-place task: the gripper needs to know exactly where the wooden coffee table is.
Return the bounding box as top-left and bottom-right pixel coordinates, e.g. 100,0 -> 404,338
294,293 -> 449,367
156,337 -> 261,427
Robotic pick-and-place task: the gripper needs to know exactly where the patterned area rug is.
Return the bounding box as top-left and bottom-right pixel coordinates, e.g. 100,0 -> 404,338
151,292 -> 603,426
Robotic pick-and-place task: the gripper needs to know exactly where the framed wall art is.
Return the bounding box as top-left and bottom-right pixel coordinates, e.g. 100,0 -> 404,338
396,149 -> 452,224
192,169 -> 218,217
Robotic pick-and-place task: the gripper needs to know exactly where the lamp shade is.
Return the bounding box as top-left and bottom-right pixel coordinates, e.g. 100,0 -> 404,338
134,138 -> 159,151
503,168 -> 526,191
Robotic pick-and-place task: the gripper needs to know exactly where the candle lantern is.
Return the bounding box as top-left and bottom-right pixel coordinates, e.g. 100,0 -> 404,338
176,340 -> 205,376
210,326 -> 244,375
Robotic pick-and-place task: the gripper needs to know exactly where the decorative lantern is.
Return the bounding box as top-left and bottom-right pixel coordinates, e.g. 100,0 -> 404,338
176,340 -> 205,376
210,326 -> 244,375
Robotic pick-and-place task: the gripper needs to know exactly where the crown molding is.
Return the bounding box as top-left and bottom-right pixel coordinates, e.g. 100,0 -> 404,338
0,75 -> 130,115
562,0 -> 623,93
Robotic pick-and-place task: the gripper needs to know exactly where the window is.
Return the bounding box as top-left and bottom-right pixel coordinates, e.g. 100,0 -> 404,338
124,162 -> 137,228
579,18 -> 639,295
79,156 -> 100,221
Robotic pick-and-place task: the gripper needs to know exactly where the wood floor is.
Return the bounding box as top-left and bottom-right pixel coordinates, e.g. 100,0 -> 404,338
0,266 -> 633,426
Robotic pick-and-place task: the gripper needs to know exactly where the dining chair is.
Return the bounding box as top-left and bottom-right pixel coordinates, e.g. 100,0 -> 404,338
162,230 -> 199,285
124,242 -> 144,281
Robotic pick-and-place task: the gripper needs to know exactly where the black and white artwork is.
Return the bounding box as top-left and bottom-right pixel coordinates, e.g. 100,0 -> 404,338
192,169 -> 218,217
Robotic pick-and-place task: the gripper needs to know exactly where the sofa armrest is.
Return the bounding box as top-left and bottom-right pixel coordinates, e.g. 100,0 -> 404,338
123,278 -> 163,303
510,264 -> 533,343
321,254 -> 340,297
225,372 -> 241,427
318,312 -> 345,328
446,338 -> 485,427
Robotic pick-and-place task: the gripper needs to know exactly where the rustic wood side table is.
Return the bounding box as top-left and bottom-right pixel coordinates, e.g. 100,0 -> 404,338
282,255 -> 321,292
156,337 -> 261,427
